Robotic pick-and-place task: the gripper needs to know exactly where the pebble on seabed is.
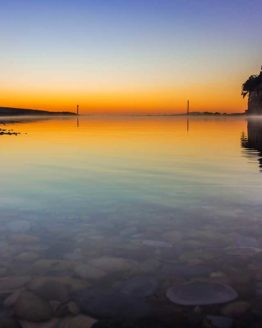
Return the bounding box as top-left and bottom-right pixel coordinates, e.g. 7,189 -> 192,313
166,281 -> 238,306
14,291 -> 53,322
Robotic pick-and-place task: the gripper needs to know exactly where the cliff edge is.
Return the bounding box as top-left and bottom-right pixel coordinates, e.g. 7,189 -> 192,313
242,67 -> 262,114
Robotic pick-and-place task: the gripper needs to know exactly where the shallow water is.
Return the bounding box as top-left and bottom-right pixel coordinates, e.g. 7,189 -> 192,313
0,116 -> 262,326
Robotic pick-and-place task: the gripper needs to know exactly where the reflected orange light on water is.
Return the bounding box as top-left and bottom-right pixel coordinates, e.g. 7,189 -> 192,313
0,116 -> 258,214
1,117 -> 246,160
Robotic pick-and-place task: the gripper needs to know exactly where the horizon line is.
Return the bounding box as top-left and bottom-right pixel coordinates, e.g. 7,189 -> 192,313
0,105 -> 246,116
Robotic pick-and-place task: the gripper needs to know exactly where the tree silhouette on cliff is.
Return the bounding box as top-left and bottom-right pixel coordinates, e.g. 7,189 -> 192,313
242,67 -> 262,98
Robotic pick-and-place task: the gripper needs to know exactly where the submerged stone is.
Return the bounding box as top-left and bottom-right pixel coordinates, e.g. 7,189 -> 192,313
166,281 -> 238,306
72,286 -> 152,319
87,257 -> 138,274
179,250 -> 216,264
53,301 -> 80,317
74,264 -> 107,280
29,279 -> 69,302
14,291 -> 53,322
16,252 -> 39,262
4,290 -> 23,307
142,240 -> 172,248
58,315 -> 97,328
32,259 -> 75,274
232,234 -> 260,248
137,259 -> 160,274
118,276 -> 158,298
29,276 -> 87,294
19,319 -> 59,328
67,301 -> 80,315
10,234 -> 39,244
205,315 -> 233,328
162,231 -> 182,243
64,248 -> 83,261
160,263 -> 214,279
0,276 -> 31,294
225,247 -> 262,257
7,221 -> 31,233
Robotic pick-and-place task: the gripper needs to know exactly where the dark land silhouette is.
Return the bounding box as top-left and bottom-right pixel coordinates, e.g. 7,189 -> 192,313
0,107 -> 76,116
242,66 -> 262,114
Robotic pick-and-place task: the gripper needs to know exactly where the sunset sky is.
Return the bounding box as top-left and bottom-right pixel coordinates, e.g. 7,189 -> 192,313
0,0 -> 261,114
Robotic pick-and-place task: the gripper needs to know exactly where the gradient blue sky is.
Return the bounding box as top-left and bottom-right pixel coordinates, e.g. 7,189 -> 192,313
0,0 -> 261,113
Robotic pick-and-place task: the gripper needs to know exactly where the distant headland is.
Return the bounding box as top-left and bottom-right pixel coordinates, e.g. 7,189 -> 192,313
0,107 -> 76,116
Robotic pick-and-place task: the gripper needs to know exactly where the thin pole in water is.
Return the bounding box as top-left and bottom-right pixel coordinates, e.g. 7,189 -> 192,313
186,100 -> 190,133
77,104 -> 79,116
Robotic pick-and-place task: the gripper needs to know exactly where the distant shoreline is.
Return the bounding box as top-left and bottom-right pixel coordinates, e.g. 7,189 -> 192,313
0,107 -> 251,117
130,112 -> 246,117
0,107 -> 76,117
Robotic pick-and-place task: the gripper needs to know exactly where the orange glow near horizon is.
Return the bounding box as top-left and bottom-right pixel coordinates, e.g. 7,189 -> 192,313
0,81 -> 247,114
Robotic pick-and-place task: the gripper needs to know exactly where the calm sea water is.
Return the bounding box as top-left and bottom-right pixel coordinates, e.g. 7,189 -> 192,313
1,116 -> 262,325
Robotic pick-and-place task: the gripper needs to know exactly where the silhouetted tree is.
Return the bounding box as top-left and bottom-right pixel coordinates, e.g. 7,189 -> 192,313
242,67 -> 262,98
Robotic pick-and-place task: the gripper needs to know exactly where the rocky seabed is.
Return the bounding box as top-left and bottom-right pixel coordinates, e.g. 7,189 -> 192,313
0,211 -> 262,328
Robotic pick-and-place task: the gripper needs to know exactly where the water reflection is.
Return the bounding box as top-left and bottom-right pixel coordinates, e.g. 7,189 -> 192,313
242,118 -> 262,170
0,121 -> 20,135
0,116 -> 262,327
